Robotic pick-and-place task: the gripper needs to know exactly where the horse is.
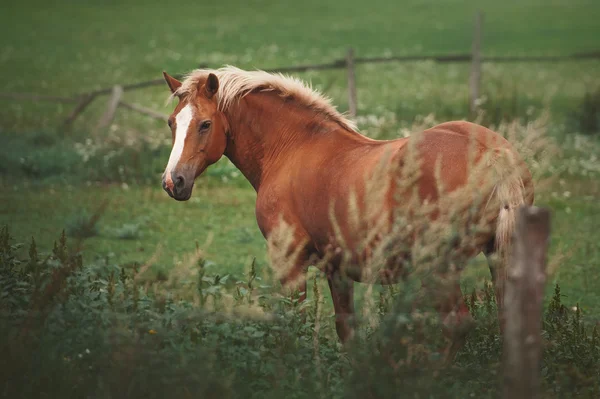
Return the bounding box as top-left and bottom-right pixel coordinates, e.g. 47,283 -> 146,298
160,66 -> 534,356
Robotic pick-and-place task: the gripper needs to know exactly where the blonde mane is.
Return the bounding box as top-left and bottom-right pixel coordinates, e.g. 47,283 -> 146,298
171,65 -> 358,132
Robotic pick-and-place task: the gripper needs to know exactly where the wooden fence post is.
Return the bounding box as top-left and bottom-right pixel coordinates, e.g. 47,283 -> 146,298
94,85 -> 123,134
346,48 -> 357,119
503,206 -> 551,399
469,11 -> 484,116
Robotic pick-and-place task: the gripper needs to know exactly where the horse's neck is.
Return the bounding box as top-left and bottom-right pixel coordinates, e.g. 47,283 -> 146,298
223,91 -> 365,191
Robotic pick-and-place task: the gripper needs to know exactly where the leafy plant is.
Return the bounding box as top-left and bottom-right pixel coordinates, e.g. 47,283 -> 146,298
575,87 -> 600,135
1,226 -> 599,398
114,223 -> 141,240
65,202 -> 108,239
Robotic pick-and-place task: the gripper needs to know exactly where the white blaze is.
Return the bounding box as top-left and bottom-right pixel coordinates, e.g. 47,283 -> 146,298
165,104 -> 194,176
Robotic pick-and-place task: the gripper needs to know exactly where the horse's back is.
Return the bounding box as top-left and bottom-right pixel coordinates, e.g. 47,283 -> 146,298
396,121 -> 533,205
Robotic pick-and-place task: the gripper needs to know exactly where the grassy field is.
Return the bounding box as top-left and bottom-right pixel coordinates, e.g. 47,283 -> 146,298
0,0 -> 600,390
0,181 -> 263,276
1,0 -> 599,133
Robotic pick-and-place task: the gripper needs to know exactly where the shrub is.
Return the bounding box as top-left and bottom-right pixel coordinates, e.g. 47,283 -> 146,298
64,202 -> 107,239
65,209 -> 100,238
0,132 -> 82,180
575,88 -> 600,135
113,223 -> 142,240
542,284 -> 600,396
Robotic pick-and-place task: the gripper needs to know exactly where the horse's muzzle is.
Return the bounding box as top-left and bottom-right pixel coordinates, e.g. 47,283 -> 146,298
162,170 -> 193,201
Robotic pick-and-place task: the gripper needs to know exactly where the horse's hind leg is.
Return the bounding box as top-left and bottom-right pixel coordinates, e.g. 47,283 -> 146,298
415,267 -> 474,364
327,270 -> 355,344
436,281 -> 475,364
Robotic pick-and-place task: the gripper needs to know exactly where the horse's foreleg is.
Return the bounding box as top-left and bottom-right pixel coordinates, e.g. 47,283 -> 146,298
279,245 -> 316,294
278,244 -> 317,320
327,271 -> 355,344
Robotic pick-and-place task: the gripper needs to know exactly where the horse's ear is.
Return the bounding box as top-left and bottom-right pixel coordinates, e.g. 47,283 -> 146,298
204,73 -> 219,99
163,71 -> 182,94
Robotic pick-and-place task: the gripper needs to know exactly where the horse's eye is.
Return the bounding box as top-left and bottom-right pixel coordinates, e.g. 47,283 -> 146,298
167,119 -> 173,129
199,120 -> 212,132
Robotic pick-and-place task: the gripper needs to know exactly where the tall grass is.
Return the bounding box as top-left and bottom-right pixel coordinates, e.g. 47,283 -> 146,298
0,226 -> 598,398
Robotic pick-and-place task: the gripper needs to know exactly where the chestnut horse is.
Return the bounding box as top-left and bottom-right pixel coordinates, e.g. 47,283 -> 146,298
160,66 -> 534,353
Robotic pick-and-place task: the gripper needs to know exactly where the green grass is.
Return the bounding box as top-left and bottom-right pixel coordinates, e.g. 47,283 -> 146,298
0,180 -> 263,278
1,0 -> 599,133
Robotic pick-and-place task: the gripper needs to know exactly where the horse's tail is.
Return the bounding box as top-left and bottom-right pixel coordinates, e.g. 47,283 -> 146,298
488,147 -> 534,309
494,178 -> 526,263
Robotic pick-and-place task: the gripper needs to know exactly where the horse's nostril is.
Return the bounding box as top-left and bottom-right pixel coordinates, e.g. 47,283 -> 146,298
175,175 -> 185,189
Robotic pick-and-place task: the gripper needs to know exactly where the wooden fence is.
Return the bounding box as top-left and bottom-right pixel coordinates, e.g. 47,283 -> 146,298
1,11 -> 599,131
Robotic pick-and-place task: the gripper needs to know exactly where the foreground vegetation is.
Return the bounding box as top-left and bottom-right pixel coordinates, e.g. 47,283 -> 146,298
1,227 -> 598,398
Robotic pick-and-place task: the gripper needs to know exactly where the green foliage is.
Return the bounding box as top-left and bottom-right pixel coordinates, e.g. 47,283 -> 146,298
81,142 -> 172,184
0,227 -> 346,398
542,285 -> 600,396
574,87 -> 600,135
477,81 -> 533,128
65,201 -> 108,239
65,210 -> 99,239
0,132 -> 82,180
1,227 -> 599,398
113,223 -> 142,240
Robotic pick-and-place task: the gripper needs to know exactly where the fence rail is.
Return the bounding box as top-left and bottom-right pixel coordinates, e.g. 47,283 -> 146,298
1,50 -> 598,102
2,48 -> 598,130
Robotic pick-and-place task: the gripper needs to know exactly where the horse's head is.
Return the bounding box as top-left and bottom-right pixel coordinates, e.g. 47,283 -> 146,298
161,72 -> 228,201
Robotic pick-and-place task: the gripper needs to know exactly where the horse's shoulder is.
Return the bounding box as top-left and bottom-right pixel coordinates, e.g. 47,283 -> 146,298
255,182 -> 312,242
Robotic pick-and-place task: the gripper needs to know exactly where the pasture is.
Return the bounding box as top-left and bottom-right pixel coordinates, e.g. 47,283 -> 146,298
1,0 -> 599,397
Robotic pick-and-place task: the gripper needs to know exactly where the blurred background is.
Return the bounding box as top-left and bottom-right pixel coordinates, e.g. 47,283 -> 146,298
0,0 -> 599,397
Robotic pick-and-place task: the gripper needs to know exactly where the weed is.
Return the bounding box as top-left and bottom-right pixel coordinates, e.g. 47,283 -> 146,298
65,201 -> 108,239
575,87 -> 600,135
114,223 -> 141,240
65,210 -> 99,238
